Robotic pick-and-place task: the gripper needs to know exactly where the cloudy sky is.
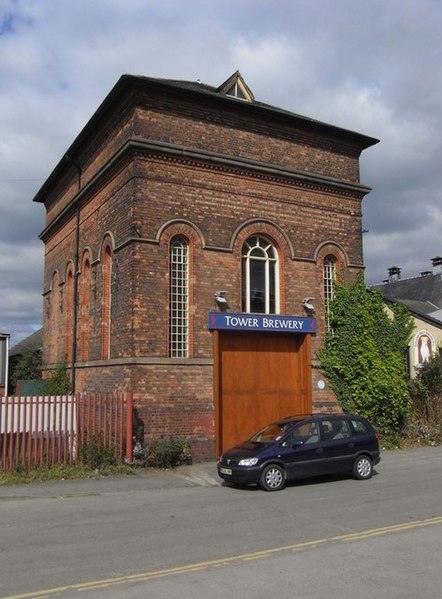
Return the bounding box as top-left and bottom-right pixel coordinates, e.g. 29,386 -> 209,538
1,0 -> 441,347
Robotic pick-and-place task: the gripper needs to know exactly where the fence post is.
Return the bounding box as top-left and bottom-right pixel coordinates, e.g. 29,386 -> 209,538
125,393 -> 133,463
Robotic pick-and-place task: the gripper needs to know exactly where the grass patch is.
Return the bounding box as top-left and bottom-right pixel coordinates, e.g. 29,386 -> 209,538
0,463 -> 134,486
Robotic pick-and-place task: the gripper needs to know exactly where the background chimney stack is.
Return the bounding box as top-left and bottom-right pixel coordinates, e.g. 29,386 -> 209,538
431,256 -> 442,274
388,266 -> 401,282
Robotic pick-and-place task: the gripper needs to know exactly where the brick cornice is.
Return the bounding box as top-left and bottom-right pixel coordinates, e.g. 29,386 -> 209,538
127,138 -> 371,197
39,138 -> 370,241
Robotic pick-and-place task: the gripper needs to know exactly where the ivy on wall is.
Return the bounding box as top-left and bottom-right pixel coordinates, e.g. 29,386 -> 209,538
318,274 -> 415,435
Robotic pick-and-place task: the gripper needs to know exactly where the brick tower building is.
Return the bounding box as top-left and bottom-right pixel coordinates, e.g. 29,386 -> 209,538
34,72 -> 378,459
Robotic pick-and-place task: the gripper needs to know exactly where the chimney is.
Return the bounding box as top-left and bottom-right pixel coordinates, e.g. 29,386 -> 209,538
388,266 -> 401,282
431,256 -> 442,274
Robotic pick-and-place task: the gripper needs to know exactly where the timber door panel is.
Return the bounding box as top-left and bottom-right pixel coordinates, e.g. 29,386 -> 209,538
217,331 -> 311,453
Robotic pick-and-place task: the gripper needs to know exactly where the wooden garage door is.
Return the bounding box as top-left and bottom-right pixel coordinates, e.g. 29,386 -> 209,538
215,331 -> 312,454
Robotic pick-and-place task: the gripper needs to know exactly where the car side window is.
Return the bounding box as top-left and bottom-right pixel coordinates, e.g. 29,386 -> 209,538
321,420 -> 334,440
289,422 -> 319,446
351,419 -> 370,436
321,419 -> 351,440
331,418 -> 351,440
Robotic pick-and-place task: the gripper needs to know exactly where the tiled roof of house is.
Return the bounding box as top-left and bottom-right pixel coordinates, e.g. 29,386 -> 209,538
375,272 -> 442,323
9,328 -> 43,357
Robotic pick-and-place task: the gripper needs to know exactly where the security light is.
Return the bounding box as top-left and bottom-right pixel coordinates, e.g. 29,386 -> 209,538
302,297 -> 315,313
215,291 -> 227,305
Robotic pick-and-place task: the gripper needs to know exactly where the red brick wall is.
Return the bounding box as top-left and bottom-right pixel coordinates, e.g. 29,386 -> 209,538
39,79 -> 372,459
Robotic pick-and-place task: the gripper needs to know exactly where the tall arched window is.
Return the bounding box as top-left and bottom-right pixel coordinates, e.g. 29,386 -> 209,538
79,252 -> 91,362
50,271 -> 60,364
101,244 -> 112,360
169,236 -> 189,357
65,265 -> 74,363
242,235 -> 279,313
323,255 -> 336,330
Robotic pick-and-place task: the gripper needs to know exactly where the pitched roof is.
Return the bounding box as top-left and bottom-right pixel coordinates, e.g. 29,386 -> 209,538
9,328 -> 43,357
375,273 -> 442,323
128,71 -> 379,145
32,71 -> 379,205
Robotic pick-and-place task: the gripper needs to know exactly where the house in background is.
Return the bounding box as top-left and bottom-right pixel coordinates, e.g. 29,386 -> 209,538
33,71 -> 378,458
8,329 -> 43,364
375,258 -> 442,378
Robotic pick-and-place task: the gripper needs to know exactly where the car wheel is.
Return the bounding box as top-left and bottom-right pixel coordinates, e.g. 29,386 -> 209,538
353,455 -> 373,480
259,464 -> 286,491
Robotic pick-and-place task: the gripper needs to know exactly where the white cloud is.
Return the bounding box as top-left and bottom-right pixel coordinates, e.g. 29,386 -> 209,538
1,0 -> 442,344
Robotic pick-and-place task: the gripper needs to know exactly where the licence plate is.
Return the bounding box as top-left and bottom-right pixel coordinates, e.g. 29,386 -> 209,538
220,467 -> 232,475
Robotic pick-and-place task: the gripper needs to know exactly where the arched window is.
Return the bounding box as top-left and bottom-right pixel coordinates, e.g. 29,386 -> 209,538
49,271 -> 60,364
65,265 -> 74,363
101,244 -> 112,360
242,235 -> 279,314
169,236 -> 189,357
79,253 -> 91,362
323,255 -> 336,330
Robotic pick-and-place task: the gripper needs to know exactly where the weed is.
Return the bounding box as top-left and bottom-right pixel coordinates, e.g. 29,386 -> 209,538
79,434 -> 118,469
142,437 -> 192,468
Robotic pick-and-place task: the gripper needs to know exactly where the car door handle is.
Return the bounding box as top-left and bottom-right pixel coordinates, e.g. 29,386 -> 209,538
316,447 -> 323,454
348,442 -> 354,448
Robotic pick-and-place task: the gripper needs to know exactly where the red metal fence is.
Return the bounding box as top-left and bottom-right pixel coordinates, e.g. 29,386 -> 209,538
0,392 -> 133,472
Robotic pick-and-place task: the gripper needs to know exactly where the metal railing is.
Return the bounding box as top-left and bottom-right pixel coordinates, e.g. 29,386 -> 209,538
0,392 -> 133,472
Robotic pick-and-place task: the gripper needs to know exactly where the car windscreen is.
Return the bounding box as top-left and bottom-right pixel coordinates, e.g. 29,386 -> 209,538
248,422 -> 294,443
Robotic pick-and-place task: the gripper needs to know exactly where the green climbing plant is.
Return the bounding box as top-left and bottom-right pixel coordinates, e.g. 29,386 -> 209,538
318,274 -> 414,436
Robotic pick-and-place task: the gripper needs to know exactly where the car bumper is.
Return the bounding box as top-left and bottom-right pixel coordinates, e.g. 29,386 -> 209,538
217,463 -> 262,486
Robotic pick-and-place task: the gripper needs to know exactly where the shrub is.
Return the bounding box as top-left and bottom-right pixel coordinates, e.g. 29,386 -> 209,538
46,362 -> 70,395
407,349 -> 442,446
79,434 -> 117,469
143,438 -> 192,468
404,412 -> 442,446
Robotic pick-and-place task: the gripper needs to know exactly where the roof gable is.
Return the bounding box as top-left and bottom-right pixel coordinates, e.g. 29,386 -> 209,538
217,70 -> 255,102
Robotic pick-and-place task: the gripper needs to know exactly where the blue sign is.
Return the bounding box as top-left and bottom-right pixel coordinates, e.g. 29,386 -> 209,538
208,312 -> 316,334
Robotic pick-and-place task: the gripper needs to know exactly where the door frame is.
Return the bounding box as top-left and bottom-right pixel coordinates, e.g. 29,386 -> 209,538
213,328 -> 313,456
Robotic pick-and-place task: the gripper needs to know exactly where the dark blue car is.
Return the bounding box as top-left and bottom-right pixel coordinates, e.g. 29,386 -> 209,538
217,414 -> 381,491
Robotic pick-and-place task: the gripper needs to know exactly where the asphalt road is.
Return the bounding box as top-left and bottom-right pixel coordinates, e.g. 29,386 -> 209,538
1,446 -> 442,599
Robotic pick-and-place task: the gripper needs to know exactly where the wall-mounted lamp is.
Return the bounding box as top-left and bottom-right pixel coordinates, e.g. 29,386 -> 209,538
302,296 -> 315,314
215,290 -> 228,311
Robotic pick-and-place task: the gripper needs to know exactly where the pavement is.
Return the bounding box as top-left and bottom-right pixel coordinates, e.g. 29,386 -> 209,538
0,461 -> 221,499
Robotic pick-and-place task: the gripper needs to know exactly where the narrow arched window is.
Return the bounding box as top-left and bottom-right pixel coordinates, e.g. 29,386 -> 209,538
101,244 -> 112,359
169,236 -> 189,357
50,271 -> 60,364
242,236 -> 279,314
79,253 -> 91,362
323,255 -> 336,330
65,265 -> 74,363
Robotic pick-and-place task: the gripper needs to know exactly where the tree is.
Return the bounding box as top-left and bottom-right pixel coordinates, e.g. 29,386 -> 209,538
46,362 -> 71,395
318,274 -> 415,435
9,345 -> 42,394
